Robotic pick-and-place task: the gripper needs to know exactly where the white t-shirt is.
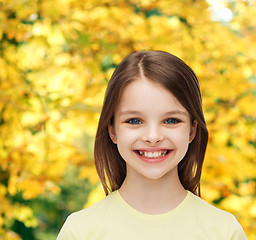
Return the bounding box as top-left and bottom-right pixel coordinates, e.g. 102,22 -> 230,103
57,190 -> 247,240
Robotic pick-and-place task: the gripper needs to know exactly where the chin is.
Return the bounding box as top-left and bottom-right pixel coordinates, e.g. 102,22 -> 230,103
140,169 -> 175,181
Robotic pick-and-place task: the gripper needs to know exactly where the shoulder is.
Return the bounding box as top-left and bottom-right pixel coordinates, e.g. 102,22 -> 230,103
57,191 -> 118,240
69,190 -> 117,224
186,191 -> 247,239
187,191 -> 234,219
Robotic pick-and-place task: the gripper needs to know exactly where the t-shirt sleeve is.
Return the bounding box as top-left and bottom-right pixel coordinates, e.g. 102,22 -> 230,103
227,216 -> 247,240
56,215 -> 76,240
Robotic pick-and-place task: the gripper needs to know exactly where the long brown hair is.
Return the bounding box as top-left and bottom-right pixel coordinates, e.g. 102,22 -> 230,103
94,51 -> 208,196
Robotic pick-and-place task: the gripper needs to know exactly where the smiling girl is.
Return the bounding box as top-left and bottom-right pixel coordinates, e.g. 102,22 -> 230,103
57,51 -> 247,239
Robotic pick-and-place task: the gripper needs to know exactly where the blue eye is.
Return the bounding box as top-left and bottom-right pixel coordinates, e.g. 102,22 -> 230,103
164,118 -> 180,124
127,118 -> 142,125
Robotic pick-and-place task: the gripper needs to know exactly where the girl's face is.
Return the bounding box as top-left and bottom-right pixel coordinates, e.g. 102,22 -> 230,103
108,78 -> 197,181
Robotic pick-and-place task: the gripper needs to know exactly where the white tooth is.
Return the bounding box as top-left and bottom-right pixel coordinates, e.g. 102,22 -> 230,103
148,152 -> 153,158
158,151 -> 161,156
139,151 -> 144,156
153,152 -> 158,158
144,152 -> 148,157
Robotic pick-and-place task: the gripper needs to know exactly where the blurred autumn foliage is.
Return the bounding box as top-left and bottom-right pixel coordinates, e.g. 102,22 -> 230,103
0,0 -> 255,239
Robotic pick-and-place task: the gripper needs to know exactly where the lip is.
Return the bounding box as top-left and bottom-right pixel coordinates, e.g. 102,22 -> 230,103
133,148 -> 173,164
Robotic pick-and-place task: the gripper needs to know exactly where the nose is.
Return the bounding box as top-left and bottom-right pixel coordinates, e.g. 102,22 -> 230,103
143,124 -> 163,144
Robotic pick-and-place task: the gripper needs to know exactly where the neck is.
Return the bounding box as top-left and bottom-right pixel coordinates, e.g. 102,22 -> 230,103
119,167 -> 187,215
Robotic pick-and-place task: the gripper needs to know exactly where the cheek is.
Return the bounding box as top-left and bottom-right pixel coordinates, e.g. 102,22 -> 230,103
116,128 -> 139,145
115,131 -> 135,161
168,127 -> 191,155
170,127 -> 190,141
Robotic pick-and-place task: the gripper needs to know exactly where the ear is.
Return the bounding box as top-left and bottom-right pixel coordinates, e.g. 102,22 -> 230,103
108,123 -> 117,144
189,121 -> 197,143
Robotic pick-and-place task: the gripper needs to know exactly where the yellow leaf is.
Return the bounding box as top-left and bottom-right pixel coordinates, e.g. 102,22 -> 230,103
79,165 -> 99,184
84,184 -> 105,208
15,206 -> 38,228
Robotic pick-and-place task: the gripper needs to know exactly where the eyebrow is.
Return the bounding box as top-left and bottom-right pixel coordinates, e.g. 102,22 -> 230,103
164,111 -> 188,116
119,111 -> 142,116
119,110 -> 188,116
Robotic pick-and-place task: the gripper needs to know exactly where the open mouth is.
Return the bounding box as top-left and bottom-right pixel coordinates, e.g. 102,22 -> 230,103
134,150 -> 171,159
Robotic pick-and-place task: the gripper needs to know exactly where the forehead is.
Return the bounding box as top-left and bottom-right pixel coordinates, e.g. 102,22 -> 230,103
116,78 -> 188,115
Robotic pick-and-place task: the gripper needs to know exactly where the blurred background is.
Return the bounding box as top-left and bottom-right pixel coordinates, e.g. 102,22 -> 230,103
0,0 -> 256,239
